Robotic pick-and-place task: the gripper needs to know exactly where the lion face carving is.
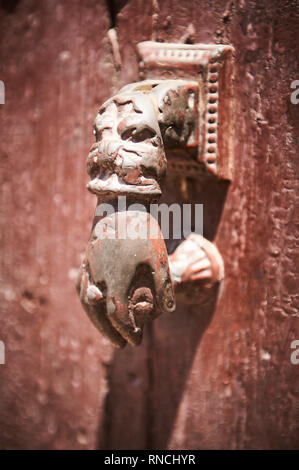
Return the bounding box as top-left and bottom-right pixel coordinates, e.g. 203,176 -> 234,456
86,86 -> 167,200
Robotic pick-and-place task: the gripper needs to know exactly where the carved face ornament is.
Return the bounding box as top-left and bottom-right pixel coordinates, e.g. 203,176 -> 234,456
86,89 -> 167,200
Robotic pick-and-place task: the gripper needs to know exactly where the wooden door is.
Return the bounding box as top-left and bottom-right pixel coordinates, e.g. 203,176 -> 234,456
0,0 -> 298,449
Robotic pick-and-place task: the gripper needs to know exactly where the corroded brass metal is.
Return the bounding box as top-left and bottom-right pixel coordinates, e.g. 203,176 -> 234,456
138,41 -> 235,180
77,63 -> 228,347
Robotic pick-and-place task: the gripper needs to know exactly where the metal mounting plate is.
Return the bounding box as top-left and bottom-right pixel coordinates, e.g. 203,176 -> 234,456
137,41 -> 235,180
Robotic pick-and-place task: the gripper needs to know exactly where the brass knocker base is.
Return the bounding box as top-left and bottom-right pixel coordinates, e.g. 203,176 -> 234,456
77,42 -> 234,347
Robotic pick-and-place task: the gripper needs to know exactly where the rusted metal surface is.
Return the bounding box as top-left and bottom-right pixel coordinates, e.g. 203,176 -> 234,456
169,233 -> 224,285
78,78 -> 223,346
78,210 -> 175,347
78,80 -> 194,347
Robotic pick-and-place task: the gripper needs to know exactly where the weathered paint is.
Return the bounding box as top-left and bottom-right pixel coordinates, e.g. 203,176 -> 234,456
0,0 -> 298,451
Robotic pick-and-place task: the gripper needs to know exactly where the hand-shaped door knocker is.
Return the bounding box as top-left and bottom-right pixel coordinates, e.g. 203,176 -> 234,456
76,79 -> 224,347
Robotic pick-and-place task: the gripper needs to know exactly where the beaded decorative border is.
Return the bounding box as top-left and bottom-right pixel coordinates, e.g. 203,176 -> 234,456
137,42 -> 234,180
204,55 -> 220,173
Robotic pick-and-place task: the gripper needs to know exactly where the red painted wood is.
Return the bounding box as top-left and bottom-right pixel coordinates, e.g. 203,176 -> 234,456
0,0 -> 115,450
106,0 -> 299,450
0,0 -> 298,450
